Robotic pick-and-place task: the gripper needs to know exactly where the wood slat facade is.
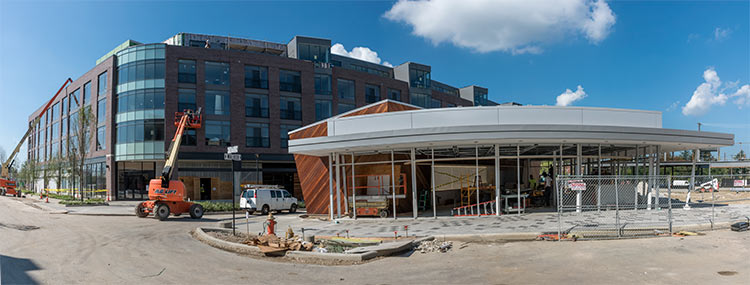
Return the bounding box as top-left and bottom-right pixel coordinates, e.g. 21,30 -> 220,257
291,100 -> 420,215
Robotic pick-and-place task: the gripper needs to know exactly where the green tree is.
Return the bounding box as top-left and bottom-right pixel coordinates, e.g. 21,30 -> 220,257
69,105 -> 94,201
19,159 -> 38,192
734,150 -> 746,161
678,150 -> 693,161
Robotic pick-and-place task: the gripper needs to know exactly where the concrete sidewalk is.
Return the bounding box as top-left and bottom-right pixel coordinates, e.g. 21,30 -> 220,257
229,204 -> 750,240
14,195 -> 137,216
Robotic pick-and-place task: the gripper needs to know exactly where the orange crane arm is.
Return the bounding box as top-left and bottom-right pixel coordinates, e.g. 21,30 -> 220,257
159,108 -> 202,188
2,78 -> 72,178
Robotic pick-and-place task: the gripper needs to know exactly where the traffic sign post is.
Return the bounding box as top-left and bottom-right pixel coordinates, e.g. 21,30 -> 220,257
225,147 -> 241,235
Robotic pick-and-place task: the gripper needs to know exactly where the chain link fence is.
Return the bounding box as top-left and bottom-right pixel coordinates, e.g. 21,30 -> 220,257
556,175 -> 750,240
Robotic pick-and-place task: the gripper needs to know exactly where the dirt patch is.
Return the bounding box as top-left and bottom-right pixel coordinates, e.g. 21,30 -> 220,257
0,222 -> 40,231
206,230 -> 255,243
671,191 -> 750,205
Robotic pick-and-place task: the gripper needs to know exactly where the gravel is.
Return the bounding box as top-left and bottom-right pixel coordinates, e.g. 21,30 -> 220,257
416,240 -> 453,253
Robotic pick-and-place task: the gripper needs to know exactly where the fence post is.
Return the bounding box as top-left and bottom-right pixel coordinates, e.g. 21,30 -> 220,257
668,176 -> 673,235
557,177 -> 562,241
711,176 -> 715,231
615,175 -> 620,238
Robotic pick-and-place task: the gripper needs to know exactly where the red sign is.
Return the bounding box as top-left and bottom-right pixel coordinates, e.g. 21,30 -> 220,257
568,180 -> 586,191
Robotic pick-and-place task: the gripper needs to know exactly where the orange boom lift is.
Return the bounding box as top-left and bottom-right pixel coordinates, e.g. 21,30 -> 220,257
135,108 -> 204,220
1,78 -> 72,197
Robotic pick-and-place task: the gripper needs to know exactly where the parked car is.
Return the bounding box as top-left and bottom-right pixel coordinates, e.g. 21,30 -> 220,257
239,185 -> 298,215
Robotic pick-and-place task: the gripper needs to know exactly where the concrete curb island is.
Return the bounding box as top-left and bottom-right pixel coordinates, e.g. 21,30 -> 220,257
192,227 -> 433,263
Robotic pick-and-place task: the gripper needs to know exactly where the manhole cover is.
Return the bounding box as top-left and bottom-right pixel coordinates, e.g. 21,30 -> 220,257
717,271 -> 738,276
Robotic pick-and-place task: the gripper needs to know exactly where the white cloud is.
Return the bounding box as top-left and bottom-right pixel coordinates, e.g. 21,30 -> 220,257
556,85 -> 587,106
682,68 -> 729,116
384,0 -> 616,54
330,43 -> 393,67
666,101 -> 680,111
714,27 -> 731,41
731,84 -> 750,107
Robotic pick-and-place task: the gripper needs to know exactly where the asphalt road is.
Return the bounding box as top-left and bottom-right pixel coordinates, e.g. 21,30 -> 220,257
1,196 -> 749,284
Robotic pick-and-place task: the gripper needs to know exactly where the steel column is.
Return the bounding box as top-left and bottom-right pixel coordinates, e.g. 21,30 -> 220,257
412,148 -> 418,219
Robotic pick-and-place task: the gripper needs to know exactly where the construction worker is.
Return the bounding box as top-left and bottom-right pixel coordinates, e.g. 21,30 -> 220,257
543,170 -> 554,207
529,175 -> 537,190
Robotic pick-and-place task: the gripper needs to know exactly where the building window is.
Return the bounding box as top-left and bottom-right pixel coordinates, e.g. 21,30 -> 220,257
474,90 -> 489,106
61,97 -> 67,116
365,84 -> 380,103
117,59 -> 166,85
98,72 -> 107,96
280,97 -> 301,120
50,122 -> 59,140
97,98 -> 106,124
116,89 -> 165,113
245,123 -> 269,148
298,43 -> 329,63
337,79 -> 355,101
409,68 -> 431,89
245,93 -> 269,118
50,142 -> 58,158
315,99 -> 332,121
205,90 -> 230,115
431,98 -> 441,108
388,89 -> 401,101
205,61 -> 230,86
61,117 -> 67,137
83,82 -> 92,105
178,59 -> 197,84
96,126 -> 106,150
280,124 -> 300,148
410,92 -> 430,108
178,89 -> 197,112
314,74 -> 331,95
181,129 -> 197,146
244,65 -> 268,89
205,120 -> 231,146
338,103 -> 355,114
279,69 -> 301,93
50,103 -> 58,121
70,89 -> 80,110
115,119 -> 164,144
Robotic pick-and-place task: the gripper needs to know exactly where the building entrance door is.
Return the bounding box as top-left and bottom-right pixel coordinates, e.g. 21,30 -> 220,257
200,178 -> 212,200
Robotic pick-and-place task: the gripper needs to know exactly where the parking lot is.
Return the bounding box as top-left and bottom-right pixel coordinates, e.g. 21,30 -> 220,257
1,196 -> 749,284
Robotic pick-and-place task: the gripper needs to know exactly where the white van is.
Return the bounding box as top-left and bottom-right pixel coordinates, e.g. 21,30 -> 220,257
240,185 -> 298,215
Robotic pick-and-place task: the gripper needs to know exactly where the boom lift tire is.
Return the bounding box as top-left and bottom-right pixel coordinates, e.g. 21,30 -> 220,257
189,204 -> 204,219
135,203 -> 149,218
379,209 -> 389,218
155,203 -> 170,221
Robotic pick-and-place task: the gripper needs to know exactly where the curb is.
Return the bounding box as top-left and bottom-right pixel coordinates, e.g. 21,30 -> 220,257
192,227 -> 414,263
67,212 -> 133,216
193,227 -> 263,256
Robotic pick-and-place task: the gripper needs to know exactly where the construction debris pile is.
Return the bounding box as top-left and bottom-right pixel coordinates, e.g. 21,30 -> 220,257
416,240 -> 452,253
244,226 -> 314,256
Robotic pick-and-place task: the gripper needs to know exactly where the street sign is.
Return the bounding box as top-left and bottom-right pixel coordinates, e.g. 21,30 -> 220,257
224,153 -> 241,161
227,146 -> 238,154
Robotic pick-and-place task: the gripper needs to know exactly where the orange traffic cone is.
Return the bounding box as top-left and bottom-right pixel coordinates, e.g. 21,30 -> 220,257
46,196 -> 49,203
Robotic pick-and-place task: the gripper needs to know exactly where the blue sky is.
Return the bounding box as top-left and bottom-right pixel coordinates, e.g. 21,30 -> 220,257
0,0 -> 748,162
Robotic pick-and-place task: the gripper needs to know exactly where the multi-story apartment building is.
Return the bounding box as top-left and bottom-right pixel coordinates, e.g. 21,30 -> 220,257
26,33 -> 495,201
